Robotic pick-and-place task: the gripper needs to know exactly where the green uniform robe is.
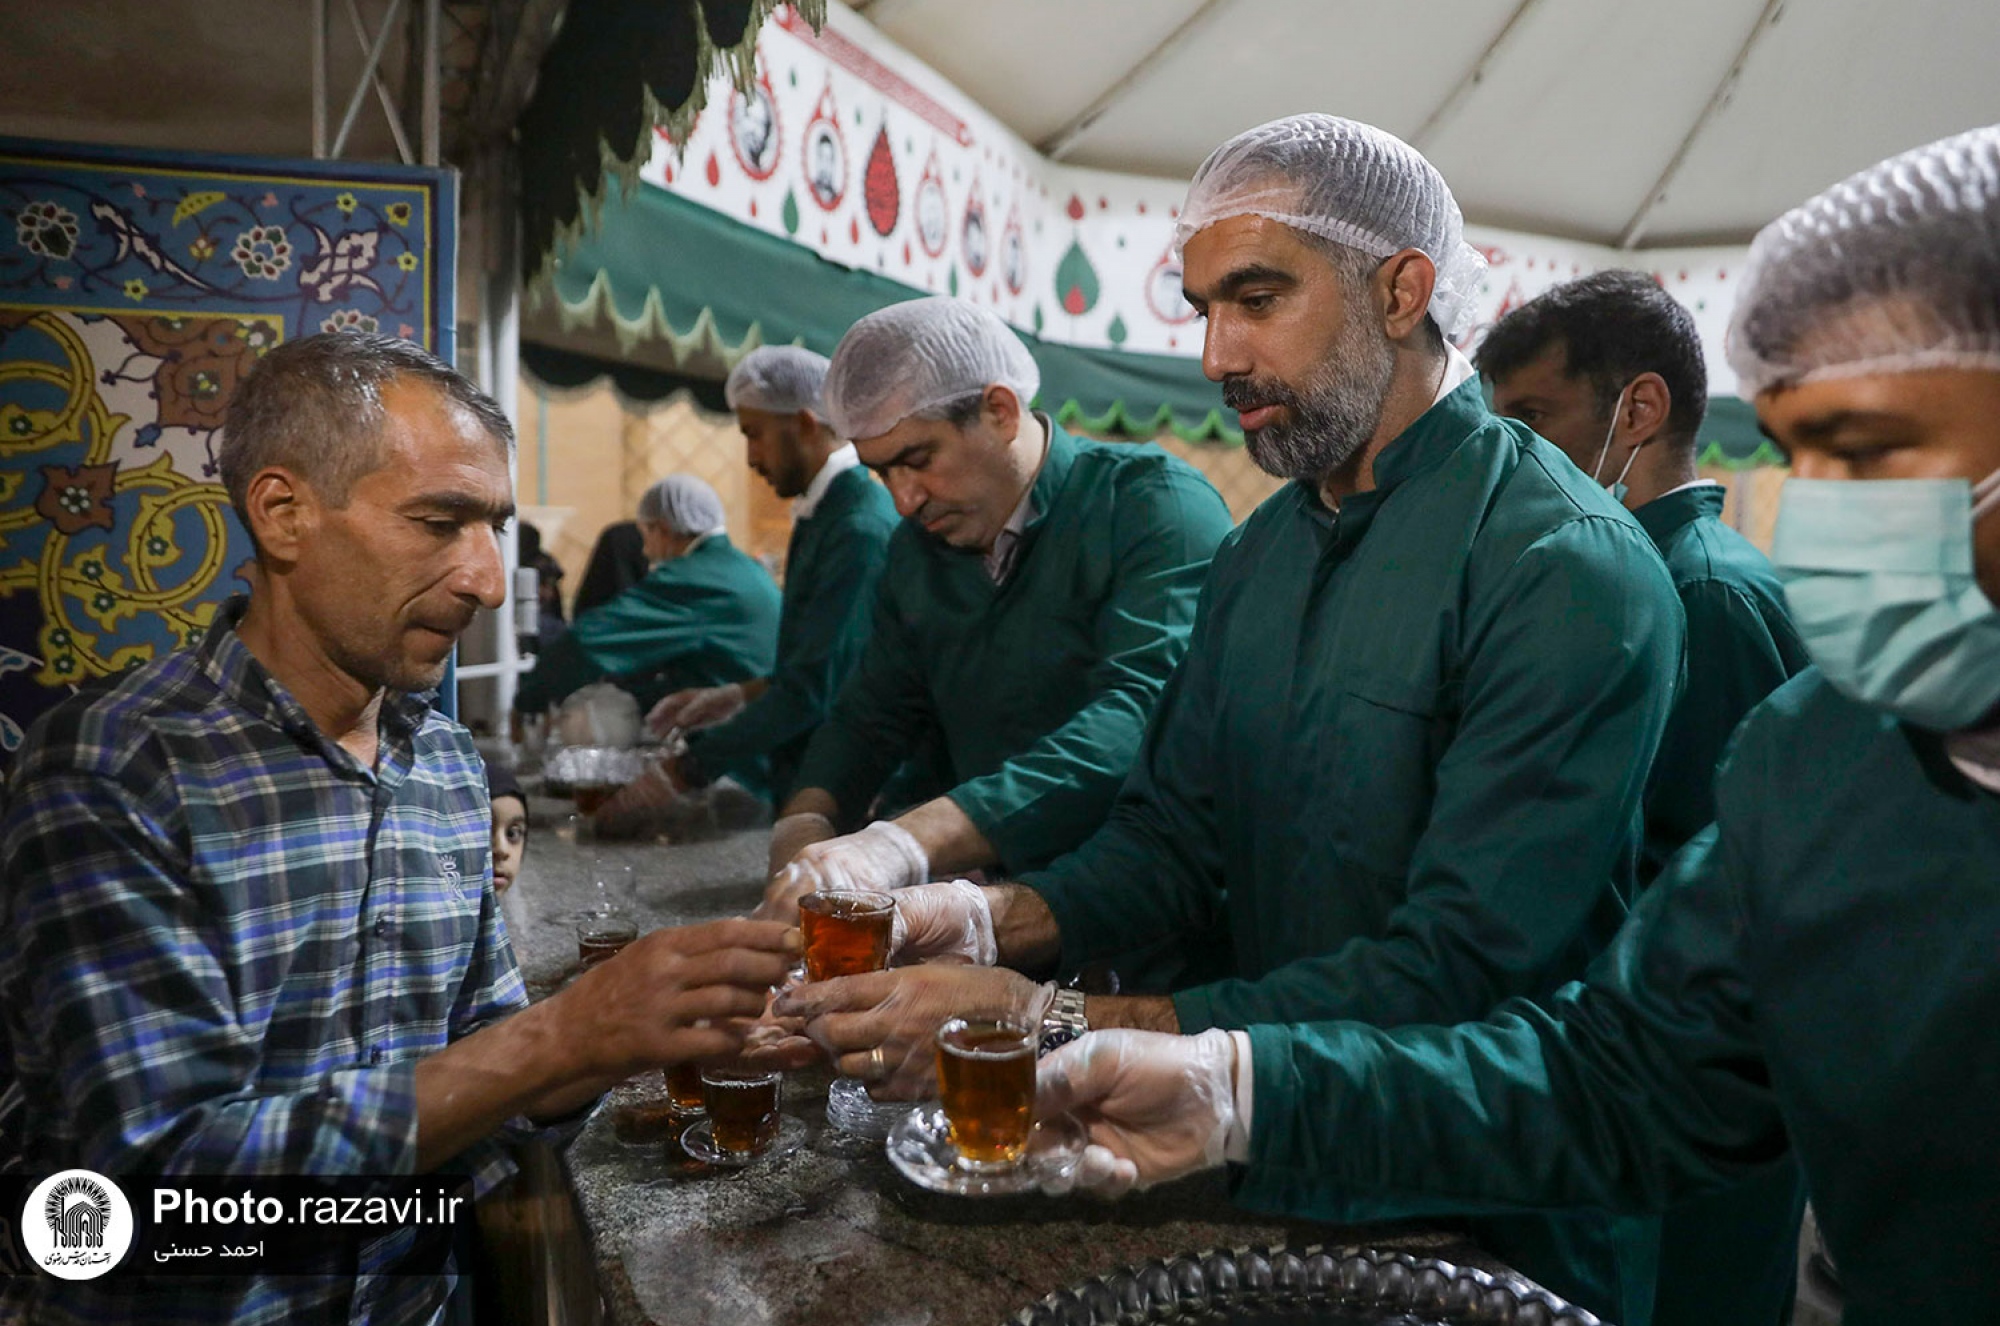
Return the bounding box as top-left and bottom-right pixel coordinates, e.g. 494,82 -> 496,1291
1242,671 -> 2000,1326
1633,482 -> 1812,1326
683,465 -> 897,804
515,534 -> 781,776
1026,379 -> 1686,1323
790,418 -> 1233,871
1635,484 -> 1811,881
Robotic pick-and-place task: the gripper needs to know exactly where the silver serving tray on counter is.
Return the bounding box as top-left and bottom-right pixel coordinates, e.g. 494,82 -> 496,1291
1006,1245 -> 1605,1326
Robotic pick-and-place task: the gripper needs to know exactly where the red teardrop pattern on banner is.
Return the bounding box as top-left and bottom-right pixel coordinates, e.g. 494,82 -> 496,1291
902,240 -> 912,266
864,126 -> 900,237
1065,194 -> 1085,221
705,152 -> 721,187
749,199 -> 759,218
850,217 -> 861,245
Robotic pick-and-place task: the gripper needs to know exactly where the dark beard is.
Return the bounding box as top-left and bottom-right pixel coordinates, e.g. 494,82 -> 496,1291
1225,323 -> 1396,482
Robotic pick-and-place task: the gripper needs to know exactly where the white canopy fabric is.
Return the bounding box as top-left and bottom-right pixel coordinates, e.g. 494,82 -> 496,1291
859,0 -> 2000,250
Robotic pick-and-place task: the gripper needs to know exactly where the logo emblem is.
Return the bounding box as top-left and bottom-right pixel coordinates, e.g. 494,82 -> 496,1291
23,1168 -> 133,1279
439,851 -> 466,899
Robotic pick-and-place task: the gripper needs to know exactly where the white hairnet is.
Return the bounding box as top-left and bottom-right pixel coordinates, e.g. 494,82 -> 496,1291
822,297 -> 1040,441
1173,114 -> 1487,339
637,474 -> 726,536
725,345 -> 830,416
1726,125 -> 2000,399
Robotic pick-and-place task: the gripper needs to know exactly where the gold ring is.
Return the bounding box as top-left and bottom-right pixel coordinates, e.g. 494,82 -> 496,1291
866,1046 -> 888,1080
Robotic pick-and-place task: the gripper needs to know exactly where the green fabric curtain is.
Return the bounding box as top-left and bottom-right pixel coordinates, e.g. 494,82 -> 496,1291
533,181 -> 1240,442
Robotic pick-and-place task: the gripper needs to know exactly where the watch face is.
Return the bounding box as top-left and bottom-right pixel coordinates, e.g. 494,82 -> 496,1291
1037,1028 -> 1079,1058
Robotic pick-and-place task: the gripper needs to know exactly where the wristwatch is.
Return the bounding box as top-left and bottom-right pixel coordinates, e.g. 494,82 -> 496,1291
1038,985 -> 1090,1057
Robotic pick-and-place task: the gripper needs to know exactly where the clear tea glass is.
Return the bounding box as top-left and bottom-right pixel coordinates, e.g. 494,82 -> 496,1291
935,1016 -> 1036,1171
664,1061 -> 707,1116
796,890 -> 903,1137
700,1068 -> 783,1155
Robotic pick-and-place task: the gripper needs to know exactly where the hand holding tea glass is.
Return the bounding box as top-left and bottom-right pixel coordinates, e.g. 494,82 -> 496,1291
551,918 -> 800,1089
1031,1027 -> 1242,1198
794,890 -> 906,1135
777,963 -> 1054,1102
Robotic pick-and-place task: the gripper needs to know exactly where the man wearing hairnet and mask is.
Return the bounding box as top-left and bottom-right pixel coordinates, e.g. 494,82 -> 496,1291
1026,125 -> 2000,1326
513,476 -> 781,774
780,117 -> 1683,1322
640,347 -> 898,805
757,297 -> 1233,919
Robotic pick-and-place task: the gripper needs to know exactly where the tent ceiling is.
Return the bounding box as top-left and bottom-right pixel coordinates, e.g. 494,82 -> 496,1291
860,0 -> 2000,248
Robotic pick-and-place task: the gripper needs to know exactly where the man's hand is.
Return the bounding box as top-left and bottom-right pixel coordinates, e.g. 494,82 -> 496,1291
890,880 -> 996,965
551,918 -> 800,1081
648,684 -> 747,737
756,820 -> 927,922
413,918 -> 799,1170
1034,1028 -> 1238,1197
774,965 -> 1052,1100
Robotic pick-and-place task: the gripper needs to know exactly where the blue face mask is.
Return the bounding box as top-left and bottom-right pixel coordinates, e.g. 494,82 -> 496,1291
1771,470 -> 2000,731
1589,385 -> 1640,504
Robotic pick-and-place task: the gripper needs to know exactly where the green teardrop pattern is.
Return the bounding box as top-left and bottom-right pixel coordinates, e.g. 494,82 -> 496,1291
1054,237 -> 1099,316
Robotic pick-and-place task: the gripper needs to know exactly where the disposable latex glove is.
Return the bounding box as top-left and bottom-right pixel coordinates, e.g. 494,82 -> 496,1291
648,683 -> 746,737
764,811 -> 837,884
757,820 -> 928,922
794,820 -> 929,893
890,879 -> 996,965
775,965 -> 1052,1101
1033,1028 -> 1237,1198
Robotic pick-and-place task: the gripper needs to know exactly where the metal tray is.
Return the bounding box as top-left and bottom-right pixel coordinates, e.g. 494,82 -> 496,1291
1006,1245 -> 1605,1326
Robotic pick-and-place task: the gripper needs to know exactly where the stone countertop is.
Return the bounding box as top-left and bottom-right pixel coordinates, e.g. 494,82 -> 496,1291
500,803 -> 1519,1326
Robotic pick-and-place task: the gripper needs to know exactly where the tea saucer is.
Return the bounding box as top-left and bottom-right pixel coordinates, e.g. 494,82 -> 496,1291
886,1106 -> 1085,1196
679,1116 -> 806,1168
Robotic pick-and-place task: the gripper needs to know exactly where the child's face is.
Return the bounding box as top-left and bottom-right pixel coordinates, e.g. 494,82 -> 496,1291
491,796 -> 528,894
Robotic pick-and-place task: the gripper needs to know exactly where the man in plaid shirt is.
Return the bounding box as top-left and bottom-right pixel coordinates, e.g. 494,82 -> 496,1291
0,333 -> 797,1323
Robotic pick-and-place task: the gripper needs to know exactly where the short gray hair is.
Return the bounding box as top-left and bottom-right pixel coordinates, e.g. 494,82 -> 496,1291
220,331 -> 514,542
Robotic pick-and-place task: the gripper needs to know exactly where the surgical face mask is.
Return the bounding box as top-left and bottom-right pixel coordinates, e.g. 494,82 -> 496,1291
1771,468 -> 2000,731
1589,384 -> 1639,503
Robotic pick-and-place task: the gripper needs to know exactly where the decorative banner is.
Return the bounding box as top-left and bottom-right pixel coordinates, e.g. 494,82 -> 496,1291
0,137 -> 453,767
639,4 -> 1752,392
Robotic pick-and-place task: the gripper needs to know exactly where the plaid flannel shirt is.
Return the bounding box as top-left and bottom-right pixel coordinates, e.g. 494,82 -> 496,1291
1,598 -> 531,1325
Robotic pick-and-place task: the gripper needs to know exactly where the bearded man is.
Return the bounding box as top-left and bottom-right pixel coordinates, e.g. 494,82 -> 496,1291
781,115 -> 1685,1325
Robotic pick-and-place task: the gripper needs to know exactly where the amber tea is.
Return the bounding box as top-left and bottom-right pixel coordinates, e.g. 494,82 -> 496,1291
576,914 -> 637,969
935,1017 -> 1035,1171
798,891 -> 894,981
701,1069 -> 782,1154
665,1061 -> 706,1114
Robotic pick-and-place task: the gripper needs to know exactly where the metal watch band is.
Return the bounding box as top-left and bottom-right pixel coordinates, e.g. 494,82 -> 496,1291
1037,985 -> 1089,1058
